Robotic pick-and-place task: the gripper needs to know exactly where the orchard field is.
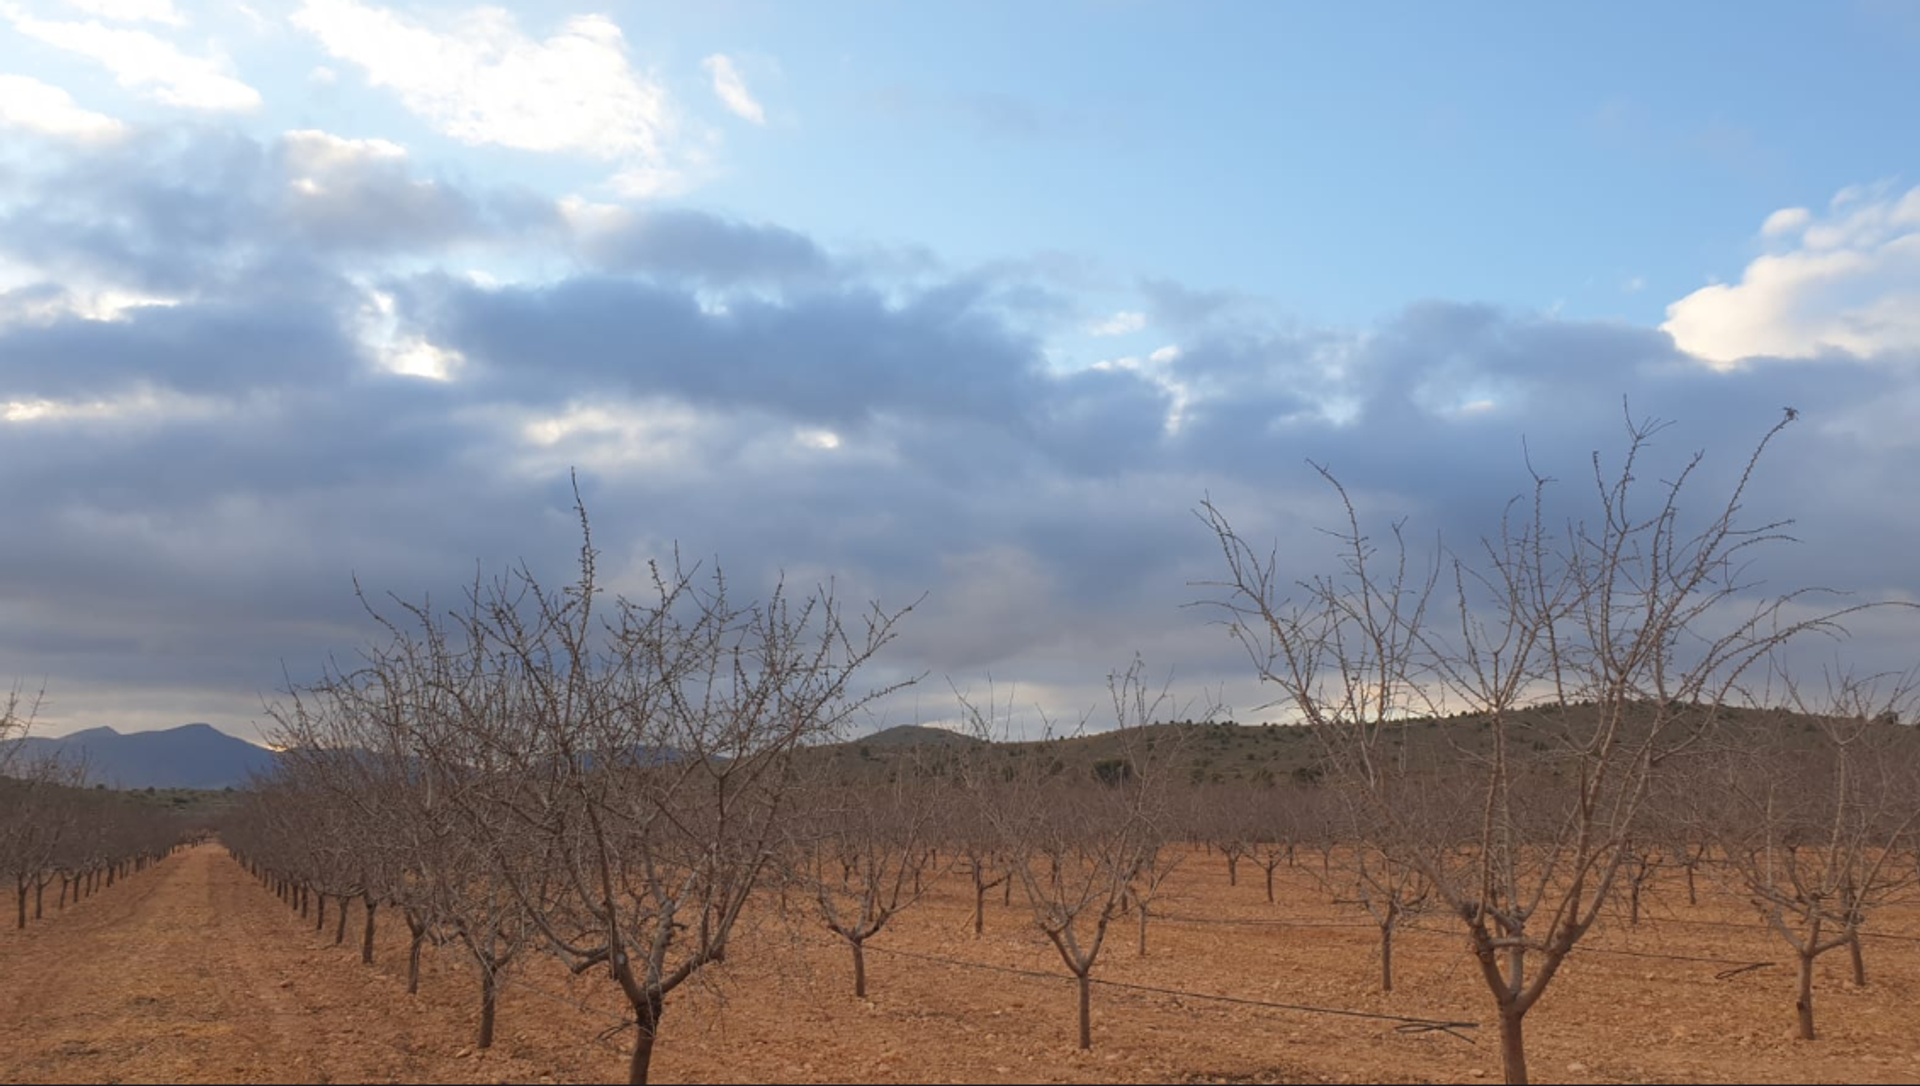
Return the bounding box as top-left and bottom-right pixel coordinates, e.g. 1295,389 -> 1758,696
2,839 -> 1915,1085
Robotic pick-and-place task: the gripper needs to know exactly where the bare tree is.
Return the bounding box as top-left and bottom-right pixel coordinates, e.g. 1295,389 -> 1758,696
1692,671 -> 1920,1039
966,659 -> 1182,1051
1201,409 -> 1872,1083
790,764 -> 943,997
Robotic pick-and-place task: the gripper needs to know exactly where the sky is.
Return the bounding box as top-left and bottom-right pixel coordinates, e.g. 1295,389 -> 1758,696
3,1 -> 1920,741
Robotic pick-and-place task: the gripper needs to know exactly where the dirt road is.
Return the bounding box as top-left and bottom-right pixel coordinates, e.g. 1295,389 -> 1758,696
0,845 -> 525,1085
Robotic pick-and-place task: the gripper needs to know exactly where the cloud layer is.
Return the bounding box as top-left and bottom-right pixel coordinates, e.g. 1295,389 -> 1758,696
2,44 -> 1918,739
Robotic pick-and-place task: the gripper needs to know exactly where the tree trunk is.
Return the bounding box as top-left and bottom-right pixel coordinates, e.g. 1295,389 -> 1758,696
316,892 -> 327,931
1265,866 -> 1275,903
1138,902 -> 1150,956
335,897 -> 349,945
477,968 -> 498,1049
35,880 -> 45,919
407,928 -> 426,994
1795,951 -> 1816,1041
1686,864 -> 1697,906
362,897 -> 378,964
1630,878 -> 1641,926
1380,923 -> 1394,993
1226,854 -> 1238,886
1499,1007 -> 1528,1084
973,883 -> 986,938
16,882 -> 25,929
1848,932 -> 1866,987
1076,971 -> 1092,1050
626,993 -> 664,1086
1004,877 -> 1012,906
852,939 -> 868,998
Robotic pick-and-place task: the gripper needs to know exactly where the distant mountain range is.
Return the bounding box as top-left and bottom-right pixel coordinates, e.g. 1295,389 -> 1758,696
3,723 -> 277,790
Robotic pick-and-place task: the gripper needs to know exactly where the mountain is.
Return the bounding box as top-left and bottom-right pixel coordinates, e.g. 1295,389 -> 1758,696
854,724 -> 987,749
3,723 -> 278,790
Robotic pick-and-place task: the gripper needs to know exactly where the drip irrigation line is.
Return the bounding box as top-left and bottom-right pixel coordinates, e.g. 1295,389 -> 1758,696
1590,911 -> 1920,946
1397,924 -> 1776,980
1154,913 -> 1378,930
849,941 -> 1479,1043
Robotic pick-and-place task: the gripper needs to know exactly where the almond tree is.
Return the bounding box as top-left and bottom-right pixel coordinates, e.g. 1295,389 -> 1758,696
949,802 -> 1013,939
1692,673 -> 1920,1039
1124,838 -> 1182,956
371,505 -> 916,1085
967,659 -> 1183,1050
791,766 -> 944,997
1201,410 -> 1872,1083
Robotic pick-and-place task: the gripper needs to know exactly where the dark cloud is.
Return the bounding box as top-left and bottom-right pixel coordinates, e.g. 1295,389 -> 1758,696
577,209 -> 831,285
0,298 -> 360,400
0,127 -> 557,296
4,124 -> 1918,740
414,273 -> 1054,431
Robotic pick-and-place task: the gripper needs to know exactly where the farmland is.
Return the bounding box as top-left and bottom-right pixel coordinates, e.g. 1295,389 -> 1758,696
1,839 -> 1915,1084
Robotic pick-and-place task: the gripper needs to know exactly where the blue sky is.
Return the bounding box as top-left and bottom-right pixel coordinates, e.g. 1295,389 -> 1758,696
3,1 -> 1920,737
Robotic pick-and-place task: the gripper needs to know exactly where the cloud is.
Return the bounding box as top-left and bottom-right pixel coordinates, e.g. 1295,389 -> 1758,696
1664,184 -> 1920,366
60,0 -> 183,25
4,6 -> 260,110
0,127 -> 561,301
565,203 -> 830,285
1088,310 -> 1146,336
0,73 -> 127,140
292,1 -> 673,161
1762,207 -> 1811,238
5,123 -> 1920,740
702,53 -> 764,125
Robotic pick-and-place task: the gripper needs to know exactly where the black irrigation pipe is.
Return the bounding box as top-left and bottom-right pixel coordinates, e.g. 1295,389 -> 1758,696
1154,913 -> 1378,930
1148,912 -> 1781,979
1589,911 -> 1920,946
1397,924 -> 1777,980
851,941 -> 1479,1043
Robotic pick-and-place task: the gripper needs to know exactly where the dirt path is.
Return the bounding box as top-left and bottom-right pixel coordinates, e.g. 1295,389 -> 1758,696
0,845 -> 489,1085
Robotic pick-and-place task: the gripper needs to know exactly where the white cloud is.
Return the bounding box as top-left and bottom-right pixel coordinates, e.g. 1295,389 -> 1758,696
1762,206 -> 1811,238
292,1 -> 673,160
2,387 -> 219,425
514,399 -> 712,474
0,73 -> 127,140
607,163 -> 697,200
4,6 -> 260,110
1089,310 -> 1146,337
60,0 -> 184,25
1622,275 -> 1645,294
356,287 -> 463,381
1663,184 -> 1920,367
702,53 -> 764,125
1089,342 -> 1191,434
282,127 -> 407,172
309,65 -> 338,85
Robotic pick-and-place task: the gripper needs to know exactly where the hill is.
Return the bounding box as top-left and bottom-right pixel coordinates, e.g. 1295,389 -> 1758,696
4,723 -> 277,790
798,702 -> 1900,790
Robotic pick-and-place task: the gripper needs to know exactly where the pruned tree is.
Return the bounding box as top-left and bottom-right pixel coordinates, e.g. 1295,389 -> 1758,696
1691,670 -> 1920,1039
790,763 -> 944,997
1201,408 -> 1876,1083
965,658 -> 1184,1050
